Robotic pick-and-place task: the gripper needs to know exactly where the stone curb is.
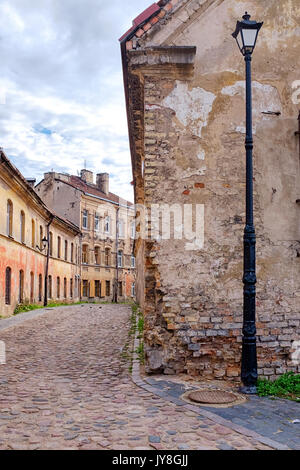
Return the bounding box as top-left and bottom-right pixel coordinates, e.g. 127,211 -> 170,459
0,307 -> 60,331
131,331 -> 290,451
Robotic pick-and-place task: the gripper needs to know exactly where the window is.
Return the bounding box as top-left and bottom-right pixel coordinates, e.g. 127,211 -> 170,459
118,250 -> 123,268
7,200 -> 13,237
104,216 -> 110,234
5,267 -> 11,305
31,219 -> 35,247
64,240 -> 68,261
71,243 -> 74,263
131,254 -> 136,268
70,278 -> 73,299
48,275 -> 52,299
105,248 -> 110,266
82,280 -> 89,297
38,274 -> 42,302
130,221 -> 136,239
95,214 -> 100,231
82,244 -> 88,264
57,277 -> 60,299
39,226 -> 43,250
131,282 -> 136,297
118,219 -> 124,238
118,281 -> 123,297
105,280 -> 110,297
49,232 -> 53,256
20,211 -> 25,243
19,270 -> 24,303
57,236 -> 61,258
30,272 -> 34,303
95,280 -> 101,297
95,246 -> 100,265
82,210 -> 88,229
64,278 -> 67,298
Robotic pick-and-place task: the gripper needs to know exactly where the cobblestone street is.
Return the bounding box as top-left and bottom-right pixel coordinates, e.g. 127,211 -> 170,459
0,304 -> 289,450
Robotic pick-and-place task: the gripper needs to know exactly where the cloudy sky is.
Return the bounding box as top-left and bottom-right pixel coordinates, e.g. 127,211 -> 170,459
0,0 -> 153,202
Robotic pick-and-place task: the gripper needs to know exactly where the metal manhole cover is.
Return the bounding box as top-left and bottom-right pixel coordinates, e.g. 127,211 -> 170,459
188,389 -> 237,404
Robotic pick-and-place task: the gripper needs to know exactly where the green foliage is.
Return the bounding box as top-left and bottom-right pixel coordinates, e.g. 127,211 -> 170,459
13,304 -> 42,315
13,301 -> 90,315
257,372 -> 300,401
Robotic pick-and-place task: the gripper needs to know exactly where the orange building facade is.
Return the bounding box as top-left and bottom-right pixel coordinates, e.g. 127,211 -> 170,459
0,150 -> 81,317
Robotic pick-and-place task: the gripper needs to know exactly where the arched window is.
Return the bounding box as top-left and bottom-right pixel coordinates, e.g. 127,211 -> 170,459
104,216 -> 110,234
64,278 -> 67,298
71,243 -> 74,263
105,248 -> 110,267
70,278 -> 73,299
49,232 -> 53,256
19,270 -> 24,303
117,250 -> 123,268
39,225 -> 43,250
31,219 -> 35,247
57,277 -> 60,299
38,274 -> 42,302
64,240 -> 68,261
82,244 -> 88,264
95,246 -> 100,265
30,272 -> 34,303
48,275 -> 52,299
5,267 -> 11,305
7,200 -> 13,237
57,236 -> 61,258
20,211 -> 25,243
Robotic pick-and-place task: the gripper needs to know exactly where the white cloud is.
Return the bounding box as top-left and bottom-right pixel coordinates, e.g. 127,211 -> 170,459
0,0 -> 152,202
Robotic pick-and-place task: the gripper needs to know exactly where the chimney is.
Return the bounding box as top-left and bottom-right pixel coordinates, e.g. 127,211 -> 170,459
96,173 -> 109,195
26,178 -> 36,188
81,169 -> 94,185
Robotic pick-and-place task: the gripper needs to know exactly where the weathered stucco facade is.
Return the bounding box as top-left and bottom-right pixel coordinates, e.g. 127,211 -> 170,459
36,170 -> 136,302
121,0 -> 300,381
0,151 -> 81,317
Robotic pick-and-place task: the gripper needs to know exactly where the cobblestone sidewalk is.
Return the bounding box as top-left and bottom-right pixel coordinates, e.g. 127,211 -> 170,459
0,304 -> 286,450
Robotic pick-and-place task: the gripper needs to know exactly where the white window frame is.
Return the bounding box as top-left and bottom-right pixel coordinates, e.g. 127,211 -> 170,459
95,214 -> 100,232
82,210 -> 88,229
117,250 -> 123,268
131,254 -> 135,268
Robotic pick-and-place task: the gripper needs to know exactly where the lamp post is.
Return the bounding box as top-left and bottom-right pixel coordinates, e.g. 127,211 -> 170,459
232,12 -> 263,394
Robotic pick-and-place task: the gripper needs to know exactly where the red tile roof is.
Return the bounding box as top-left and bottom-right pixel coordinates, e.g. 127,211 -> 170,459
68,175 -> 133,207
119,3 -> 160,41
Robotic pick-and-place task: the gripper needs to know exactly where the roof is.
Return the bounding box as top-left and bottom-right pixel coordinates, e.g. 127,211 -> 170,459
66,175 -> 133,208
0,149 -> 81,235
119,0 -> 180,47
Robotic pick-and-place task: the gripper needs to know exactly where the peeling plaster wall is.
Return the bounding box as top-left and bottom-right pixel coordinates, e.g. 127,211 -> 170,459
127,0 -> 300,380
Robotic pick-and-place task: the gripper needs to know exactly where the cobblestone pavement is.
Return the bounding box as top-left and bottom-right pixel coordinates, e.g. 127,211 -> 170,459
143,379 -> 300,450
0,304 -> 278,450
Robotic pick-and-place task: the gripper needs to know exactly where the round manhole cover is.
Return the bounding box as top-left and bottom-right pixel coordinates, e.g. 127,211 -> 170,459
188,389 -> 238,404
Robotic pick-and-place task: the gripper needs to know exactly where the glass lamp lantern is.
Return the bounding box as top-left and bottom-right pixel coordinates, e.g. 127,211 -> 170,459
232,12 -> 263,55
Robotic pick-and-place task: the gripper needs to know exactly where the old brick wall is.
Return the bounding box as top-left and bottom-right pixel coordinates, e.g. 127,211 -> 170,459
125,0 -> 300,381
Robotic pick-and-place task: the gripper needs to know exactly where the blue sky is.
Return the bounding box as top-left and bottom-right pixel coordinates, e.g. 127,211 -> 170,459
0,0 -> 153,202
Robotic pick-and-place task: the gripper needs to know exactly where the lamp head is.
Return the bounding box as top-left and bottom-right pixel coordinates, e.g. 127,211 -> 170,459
232,12 -> 263,56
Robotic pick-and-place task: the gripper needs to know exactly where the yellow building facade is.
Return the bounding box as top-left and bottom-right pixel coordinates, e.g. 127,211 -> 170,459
0,150 -> 81,317
36,169 -> 136,302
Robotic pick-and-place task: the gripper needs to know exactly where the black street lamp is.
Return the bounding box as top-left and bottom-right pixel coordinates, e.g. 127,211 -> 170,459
232,12 -> 263,394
